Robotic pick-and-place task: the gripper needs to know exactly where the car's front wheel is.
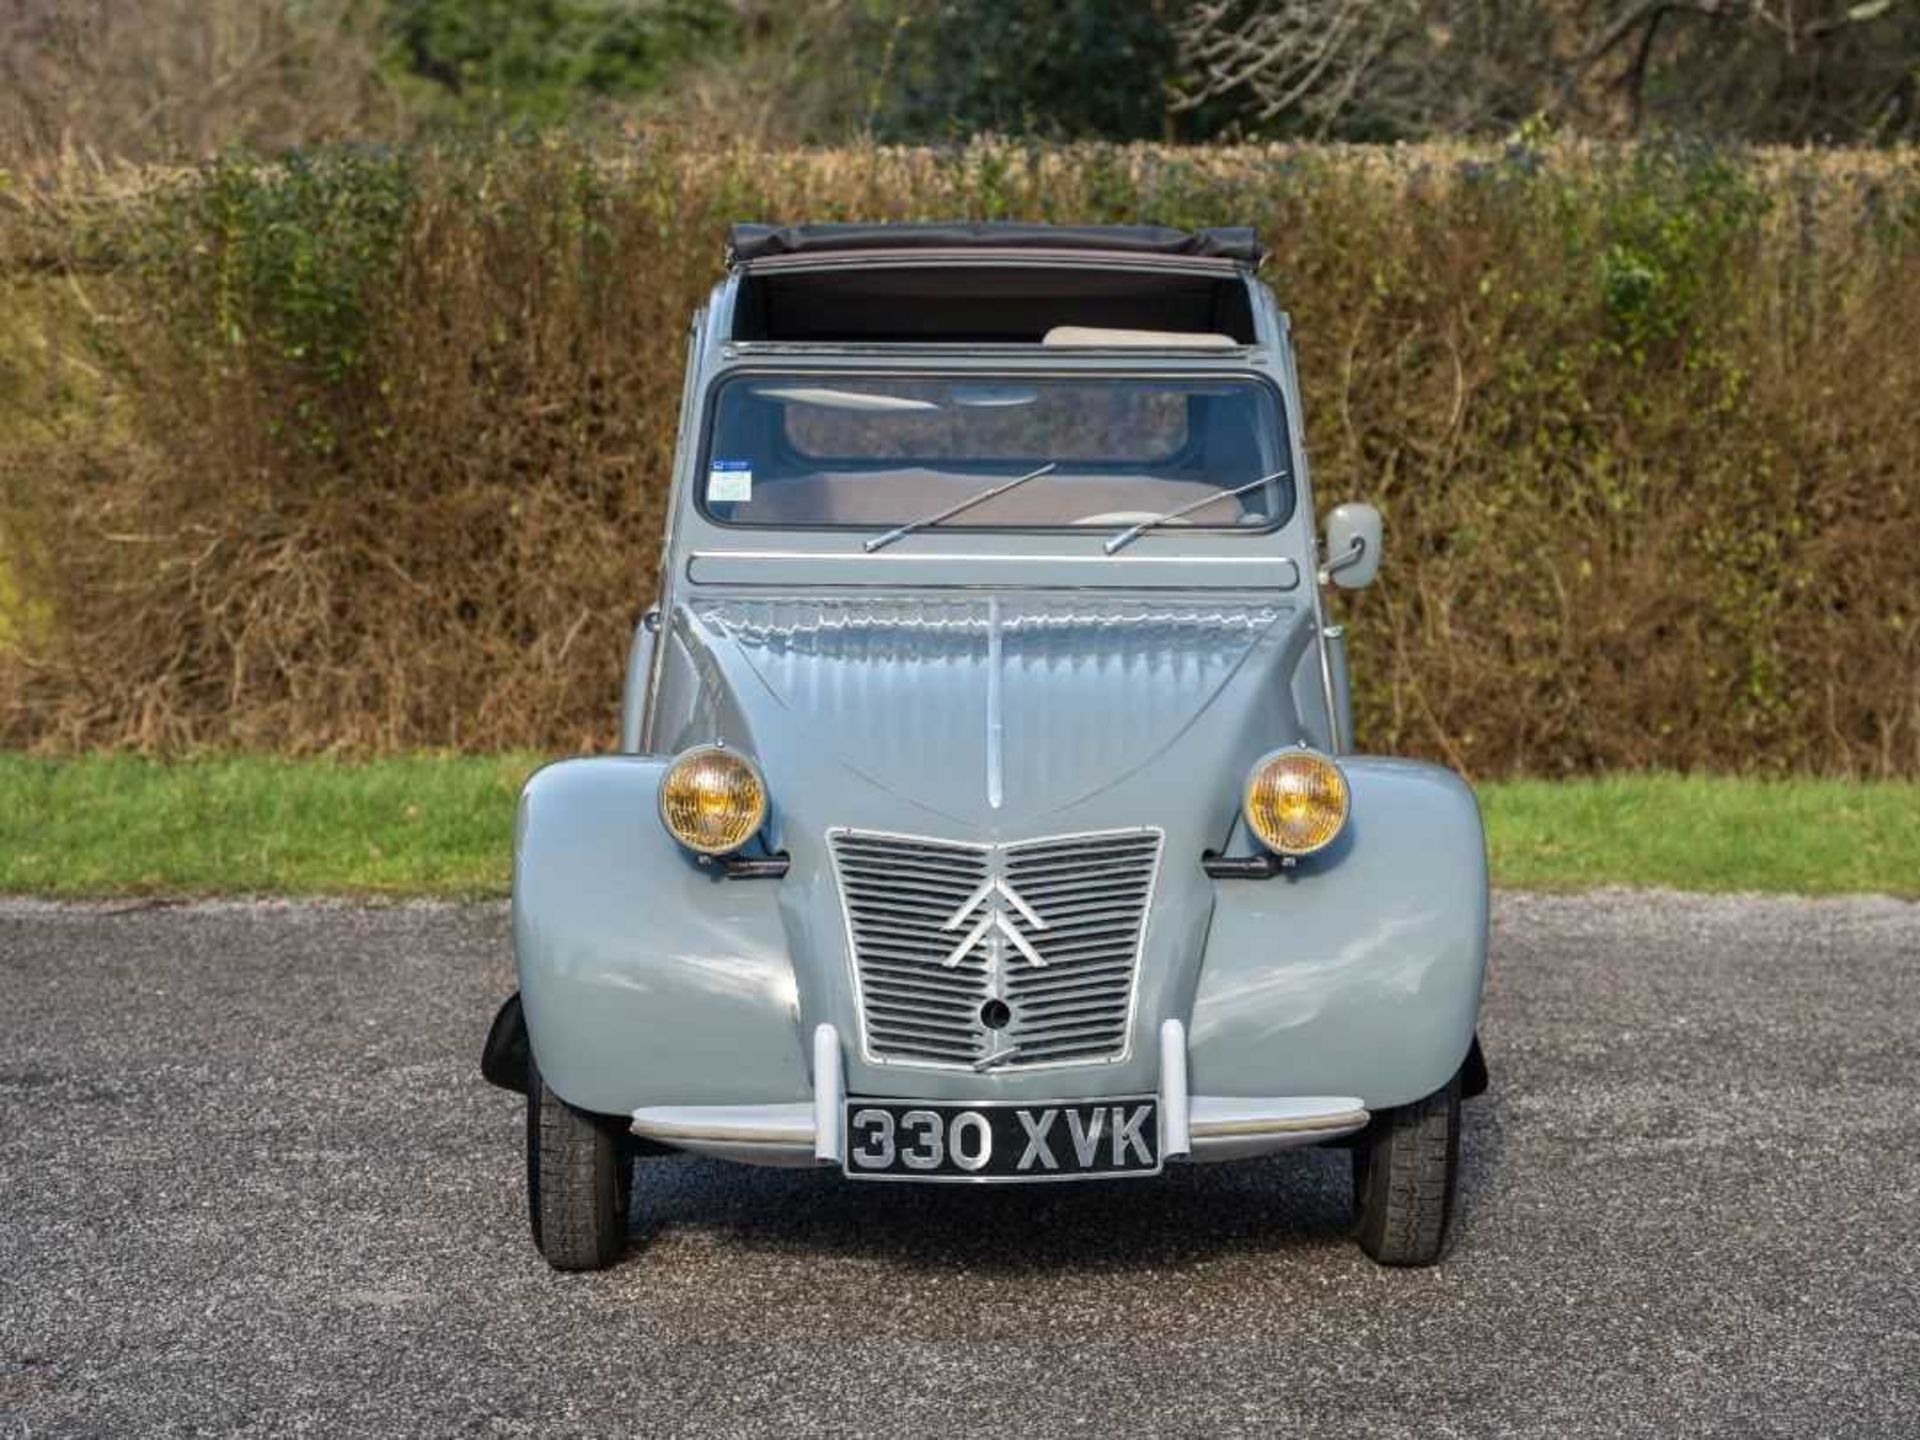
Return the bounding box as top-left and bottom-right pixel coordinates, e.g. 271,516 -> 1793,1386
1352,1071 -> 1462,1267
526,1060 -> 632,1271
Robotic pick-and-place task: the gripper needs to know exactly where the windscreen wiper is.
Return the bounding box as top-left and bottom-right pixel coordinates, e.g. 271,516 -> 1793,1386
864,462 -> 1059,553
1102,470 -> 1289,555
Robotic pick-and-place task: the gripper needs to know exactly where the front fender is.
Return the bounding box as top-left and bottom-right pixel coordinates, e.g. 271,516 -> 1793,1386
1190,757 -> 1488,1109
513,756 -> 808,1114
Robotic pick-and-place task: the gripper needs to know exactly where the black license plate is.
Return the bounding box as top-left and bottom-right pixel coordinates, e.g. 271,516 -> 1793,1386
842,1098 -> 1160,1182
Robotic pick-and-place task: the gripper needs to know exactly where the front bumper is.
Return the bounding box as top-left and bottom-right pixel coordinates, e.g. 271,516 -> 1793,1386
629,1019 -> 1369,1170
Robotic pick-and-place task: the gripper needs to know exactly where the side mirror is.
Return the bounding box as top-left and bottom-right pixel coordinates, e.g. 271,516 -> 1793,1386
1323,503 -> 1383,590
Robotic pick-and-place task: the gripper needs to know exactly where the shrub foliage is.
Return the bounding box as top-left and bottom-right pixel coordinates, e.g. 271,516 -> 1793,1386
1,138 -> 1916,774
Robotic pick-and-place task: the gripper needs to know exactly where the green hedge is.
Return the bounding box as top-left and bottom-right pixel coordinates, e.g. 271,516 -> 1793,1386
2,138 -> 1916,774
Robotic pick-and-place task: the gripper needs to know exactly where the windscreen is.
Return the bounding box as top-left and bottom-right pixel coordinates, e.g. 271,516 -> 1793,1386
698,374 -> 1292,531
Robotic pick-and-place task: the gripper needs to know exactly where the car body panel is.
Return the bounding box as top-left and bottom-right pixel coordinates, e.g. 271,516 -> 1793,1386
515,756 -> 808,1113
1189,759 -> 1487,1108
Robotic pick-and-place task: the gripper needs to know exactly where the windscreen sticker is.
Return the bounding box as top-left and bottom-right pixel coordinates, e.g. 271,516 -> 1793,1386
707,460 -> 753,503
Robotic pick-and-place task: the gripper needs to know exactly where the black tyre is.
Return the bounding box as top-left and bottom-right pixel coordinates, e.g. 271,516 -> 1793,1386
526,1061 -> 632,1271
1352,1071 -> 1461,1267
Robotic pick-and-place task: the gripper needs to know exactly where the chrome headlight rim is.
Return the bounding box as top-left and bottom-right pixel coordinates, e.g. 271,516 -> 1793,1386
1242,745 -> 1350,858
657,743 -> 769,857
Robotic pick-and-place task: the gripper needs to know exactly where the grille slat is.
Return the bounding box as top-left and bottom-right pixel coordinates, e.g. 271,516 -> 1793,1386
831,827 -> 1161,1069
1007,873 -> 1156,900
849,939 -> 961,960
1007,848 -> 1159,875
1014,905 -> 1153,933
1007,1008 -> 1134,1035
849,915 -> 957,932
1006,970 -> 1139,1001
837,848 -> 986,873
863,1009 -> 981,1038
838,862 -> 980,881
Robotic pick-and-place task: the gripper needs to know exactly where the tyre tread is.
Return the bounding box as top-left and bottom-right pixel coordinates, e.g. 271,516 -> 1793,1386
1353,1074 -> 1461,1267
526,1063 -> 631,1271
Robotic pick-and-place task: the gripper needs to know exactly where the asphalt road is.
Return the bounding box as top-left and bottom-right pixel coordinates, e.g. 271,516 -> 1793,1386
3,892 -> 1917,1438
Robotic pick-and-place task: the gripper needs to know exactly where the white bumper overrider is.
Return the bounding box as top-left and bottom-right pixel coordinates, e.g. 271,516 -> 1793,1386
629,1020 -> 1369,1168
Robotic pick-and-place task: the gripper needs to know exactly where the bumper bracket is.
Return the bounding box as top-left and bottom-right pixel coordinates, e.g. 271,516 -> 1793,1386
629,1020 -> 1370,1168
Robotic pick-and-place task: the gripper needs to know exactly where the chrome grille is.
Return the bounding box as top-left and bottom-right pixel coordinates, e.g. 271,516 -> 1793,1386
830,828 -> 1162,1070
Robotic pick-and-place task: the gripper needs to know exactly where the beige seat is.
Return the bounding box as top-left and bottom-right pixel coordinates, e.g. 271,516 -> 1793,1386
1042,326 -> 1240,349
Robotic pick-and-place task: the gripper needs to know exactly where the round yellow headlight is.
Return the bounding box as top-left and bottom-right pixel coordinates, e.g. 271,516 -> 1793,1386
659,745 -> 768,856
1244,748 -> 1350,857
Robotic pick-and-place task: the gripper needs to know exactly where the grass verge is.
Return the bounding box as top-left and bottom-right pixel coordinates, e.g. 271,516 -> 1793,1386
0,753 -> 540,898
1480,775 -> 1919,896
0,756 -> 1915,899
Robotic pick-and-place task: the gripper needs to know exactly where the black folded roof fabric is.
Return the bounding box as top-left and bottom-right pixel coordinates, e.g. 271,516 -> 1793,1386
727,222 -> 1263,266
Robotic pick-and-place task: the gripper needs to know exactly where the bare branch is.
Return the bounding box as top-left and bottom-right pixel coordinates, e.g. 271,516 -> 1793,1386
1168,0 -> 1413,128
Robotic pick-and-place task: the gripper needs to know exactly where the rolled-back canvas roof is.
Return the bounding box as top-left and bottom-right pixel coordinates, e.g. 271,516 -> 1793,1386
728,222 -> 1263,267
